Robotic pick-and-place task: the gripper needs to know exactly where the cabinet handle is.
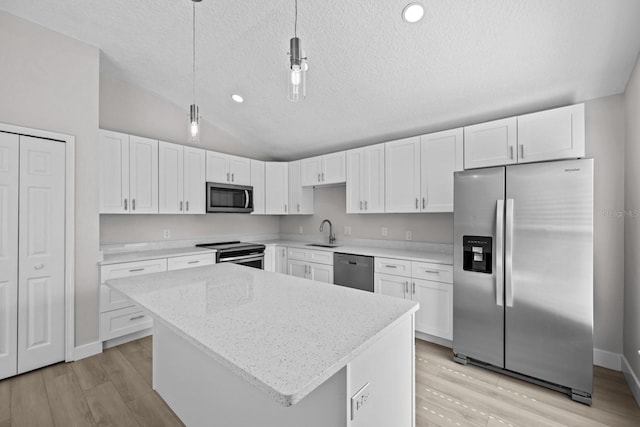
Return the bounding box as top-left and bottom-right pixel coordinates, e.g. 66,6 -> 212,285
130,315 -> 145,321
423,269 -> 440,274
365,200 -> 368,210
509,146 -> 514,160
422,197 -> 426,209
412,282 -> 416,295
180,201 -> 183,211
34,264 -> 44,270
385,265 -> 398,269
186,201 -> 189,211
520,144 -> 524,159
405,281 -> 409,294
132,199 -> 136,211
129,268 -> 145,272
322,172 -> 325,182
297,203 -> 300,212
232,173 -> 234,182
415,198 -> 418,209
318,173 -> 321,182
360,201 -> 363,210
124,198 -> 128,211
285,204 -> 288,213
227,172 -> 230,182
188,260 -> 200,264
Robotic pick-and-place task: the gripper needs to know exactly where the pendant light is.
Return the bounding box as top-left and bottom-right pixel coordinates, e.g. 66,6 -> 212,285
287,0 -> 308,102
189,0 -> 201,143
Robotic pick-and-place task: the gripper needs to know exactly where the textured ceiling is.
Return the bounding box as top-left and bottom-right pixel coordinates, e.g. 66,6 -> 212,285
1,0 -> 640,160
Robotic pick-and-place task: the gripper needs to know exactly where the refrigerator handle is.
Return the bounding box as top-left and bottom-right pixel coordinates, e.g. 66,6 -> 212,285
505,198 -> 515,307
495,200 -> 504,307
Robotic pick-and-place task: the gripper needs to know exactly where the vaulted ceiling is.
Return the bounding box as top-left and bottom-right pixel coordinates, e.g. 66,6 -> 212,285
2,0 -> 640,160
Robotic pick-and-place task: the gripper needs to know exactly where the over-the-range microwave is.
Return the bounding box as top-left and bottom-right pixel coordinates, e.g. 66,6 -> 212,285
206,182 -> 253,213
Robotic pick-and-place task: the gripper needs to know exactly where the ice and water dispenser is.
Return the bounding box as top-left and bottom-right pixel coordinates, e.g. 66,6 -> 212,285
462,236 -> 492,274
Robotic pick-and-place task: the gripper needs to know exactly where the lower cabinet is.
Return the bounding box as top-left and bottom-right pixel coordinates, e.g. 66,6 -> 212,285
286,247 -> 334,284
375,257 -> 453,341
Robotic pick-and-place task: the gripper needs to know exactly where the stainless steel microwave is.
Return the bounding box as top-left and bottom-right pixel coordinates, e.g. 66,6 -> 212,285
206,183 -> 253,213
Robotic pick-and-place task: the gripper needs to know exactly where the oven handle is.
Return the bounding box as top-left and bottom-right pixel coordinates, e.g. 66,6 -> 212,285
220,254 -> 264,263
245,190 -> 249,209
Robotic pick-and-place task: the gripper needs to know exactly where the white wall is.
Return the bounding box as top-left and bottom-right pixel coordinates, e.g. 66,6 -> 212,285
0,11 -> 100,346
624,55 -> 640,382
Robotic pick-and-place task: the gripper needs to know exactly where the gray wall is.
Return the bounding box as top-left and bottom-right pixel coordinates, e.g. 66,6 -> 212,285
0,11 -> 100,346
624,55 -> 640,378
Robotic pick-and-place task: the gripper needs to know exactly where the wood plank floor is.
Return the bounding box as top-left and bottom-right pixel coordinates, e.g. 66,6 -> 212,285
0,337 -> 638,426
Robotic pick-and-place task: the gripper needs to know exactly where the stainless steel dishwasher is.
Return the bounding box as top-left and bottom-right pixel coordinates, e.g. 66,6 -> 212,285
333,253 -> 374,292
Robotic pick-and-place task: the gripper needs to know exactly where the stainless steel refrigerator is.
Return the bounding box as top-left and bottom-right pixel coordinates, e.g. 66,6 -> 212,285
453,158 -> 593,404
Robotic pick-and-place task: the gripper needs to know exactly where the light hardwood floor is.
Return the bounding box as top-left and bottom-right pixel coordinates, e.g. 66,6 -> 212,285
0,337 -> 638,426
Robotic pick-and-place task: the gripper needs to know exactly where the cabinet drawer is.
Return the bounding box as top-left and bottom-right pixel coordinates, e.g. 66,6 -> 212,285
100,284 -> 134,312
375,257 -> 412,277
411,262 -> 453,284
308,249 -> 333,265
100,305 -> 153,341
287,247 -> 309,261
167,253 -> 215,271
100,258 -> 168,283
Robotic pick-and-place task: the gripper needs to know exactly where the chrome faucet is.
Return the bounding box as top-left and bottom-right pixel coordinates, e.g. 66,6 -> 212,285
319,219 -> 336,245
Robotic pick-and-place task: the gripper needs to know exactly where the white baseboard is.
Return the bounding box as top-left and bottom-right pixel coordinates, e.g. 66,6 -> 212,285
416,331 -> 452,349
593,348 -> 622,371
103,328 -> 153,349
622,356 -> 640,408
73,341 -> 102,361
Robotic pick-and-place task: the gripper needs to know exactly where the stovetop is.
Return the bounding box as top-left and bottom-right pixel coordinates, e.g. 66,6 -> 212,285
195,241 -> 266,253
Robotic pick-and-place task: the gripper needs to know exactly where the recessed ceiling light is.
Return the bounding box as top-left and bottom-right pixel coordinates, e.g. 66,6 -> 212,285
231,94 -> 244,103
402,3 -> 424,23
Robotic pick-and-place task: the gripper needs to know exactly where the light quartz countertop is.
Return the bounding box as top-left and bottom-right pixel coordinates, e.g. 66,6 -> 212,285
258,239 -> 453,264
105,263 -> 418,406
100,247 -> 215,265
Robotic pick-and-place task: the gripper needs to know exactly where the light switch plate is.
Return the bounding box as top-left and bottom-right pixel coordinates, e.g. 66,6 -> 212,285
350,382 -> 370,420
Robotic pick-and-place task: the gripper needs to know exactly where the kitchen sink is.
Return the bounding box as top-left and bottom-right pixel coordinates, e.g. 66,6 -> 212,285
306,243 -> 341,248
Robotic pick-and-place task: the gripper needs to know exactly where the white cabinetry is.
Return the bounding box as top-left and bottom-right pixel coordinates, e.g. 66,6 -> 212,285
99,130 -> 158,214
464,104 -> 585,169
420,129 -> 464,212
346,143 -> 385,213
385,137 -> 421,212
265,162 -> 289,214
300,152 -> 346,186
275,246 -> 288,274
158,142 -> 205,214
375,257 -> 453,341
206,151 -> 251,185
288,160 -> 314,214
250,160 -> 266,214
287,248 -> 334,284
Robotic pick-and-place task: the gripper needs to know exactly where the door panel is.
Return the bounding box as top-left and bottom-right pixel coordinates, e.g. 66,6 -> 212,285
413,279 -> 452,340
346,148 -> 363,213
385,137 -> 420,212
464,118 -> 517,169
184,147 -> 205,214
287,260 -> 308,279
0,132 -> 18,380
228,155 -> 251,186
453,167 -> 505,368
364,144 -> 385,213
250,160 -> 266,215
322,152 -> 346,184
129,136 -> 158,213
420,128 -> 463,212
18,136 -> 65,374
505,159 -> 593,393
309,263 -> 333,284
158,142 -> 184,214
206,151 -> 230,183
98,130 -> 129,213
375,273 -> 407,299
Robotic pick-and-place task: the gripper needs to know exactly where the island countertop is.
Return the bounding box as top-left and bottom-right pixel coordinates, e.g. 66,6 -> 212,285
105,263 -> 418,407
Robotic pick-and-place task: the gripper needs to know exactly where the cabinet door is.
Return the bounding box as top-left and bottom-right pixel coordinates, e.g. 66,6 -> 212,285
517,103 -> 585,164
129,136 -> 158,213
363,143 -> 385,213
346,148 -> 364,213
263,246 -> 276,272
322,152 -> 346,184
99,130 -> 129,213
184,146 -> 206,214
265,162 -> 289,214
228,155 -> 251,186
158,141 -> 184,214
287,259 -> 308,279
375,273 -> 408,299
412,279 -> 453,340
275,246 -> 288,274
309,262 -> 333,284
288,161 -> 314,215
385,136 -> 421,213
420,128 -> 463,212
205,151 -> 230,183
300,156 -> 322,186
464,117 -> 517,169
0,132 -> 18,380
250,160 -> 266,215
18,136 -> 66,374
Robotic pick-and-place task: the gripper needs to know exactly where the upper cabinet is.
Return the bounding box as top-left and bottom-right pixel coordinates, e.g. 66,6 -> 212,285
205,151 -> 251,186
250,160 -> 266,215
264,162 -> 289,215
158,141 -> 205,214
420,129 -> 464,212
300,151 -> 346,186
385,137 -> 421,213
288,160 -> 314,214
99,130 -> 158,214
464,104 -> 585,169
346,143 -> 385,213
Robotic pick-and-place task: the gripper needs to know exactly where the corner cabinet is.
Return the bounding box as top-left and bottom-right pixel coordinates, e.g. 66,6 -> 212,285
264,162 -> 289,214
300,152 -> 346,186
288,160 -> 314,214
250,160 -> 266,215
346,143 -> 385,213
99,130 -> 159,214
158,141 -> 206,214
205,151 -> 251,186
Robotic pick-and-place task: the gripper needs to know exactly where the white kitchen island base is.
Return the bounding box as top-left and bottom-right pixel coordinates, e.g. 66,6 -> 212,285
153,315 -> 415,427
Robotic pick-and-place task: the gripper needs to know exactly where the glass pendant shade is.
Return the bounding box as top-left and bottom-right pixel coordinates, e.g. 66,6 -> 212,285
189,104 -> 200,143
288,37 -> 307,102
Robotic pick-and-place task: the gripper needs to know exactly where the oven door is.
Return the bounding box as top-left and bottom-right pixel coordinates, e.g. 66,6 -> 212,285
206,182 -> 253,213
220,254 -> 264,269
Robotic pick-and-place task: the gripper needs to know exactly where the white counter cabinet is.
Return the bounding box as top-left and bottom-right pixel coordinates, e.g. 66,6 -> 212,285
287,247 -> 334,283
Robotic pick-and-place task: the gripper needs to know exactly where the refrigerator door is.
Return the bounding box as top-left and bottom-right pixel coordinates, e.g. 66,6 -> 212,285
453,167 -> 506,368
504,159 -> 593,394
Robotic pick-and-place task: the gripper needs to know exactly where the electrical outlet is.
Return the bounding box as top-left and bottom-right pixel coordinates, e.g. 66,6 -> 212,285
405,231 -> 412,241
163,229 -> 171,239
344,226 -> 352,235
350,382 -> 370,420
299,226 -> 304,234
381,227 -> 388,236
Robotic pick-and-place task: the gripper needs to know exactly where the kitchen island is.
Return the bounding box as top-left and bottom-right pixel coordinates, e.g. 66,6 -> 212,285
105,263 -> 418,427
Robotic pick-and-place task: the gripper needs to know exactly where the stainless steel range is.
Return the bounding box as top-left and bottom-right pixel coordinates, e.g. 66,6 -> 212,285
195,241 -> 266,269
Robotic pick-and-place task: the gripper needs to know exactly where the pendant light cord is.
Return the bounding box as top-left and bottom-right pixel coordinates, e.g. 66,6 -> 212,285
192,0 -> 196,104
294,0 -> 298,37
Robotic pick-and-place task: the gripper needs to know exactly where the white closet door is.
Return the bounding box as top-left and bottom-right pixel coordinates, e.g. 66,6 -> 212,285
0,132 -> 19,380
17,136 -> 65,374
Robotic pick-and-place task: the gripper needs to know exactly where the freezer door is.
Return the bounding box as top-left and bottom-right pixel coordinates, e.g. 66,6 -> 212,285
504,159 -> 593,394
453,167 -> 505,368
